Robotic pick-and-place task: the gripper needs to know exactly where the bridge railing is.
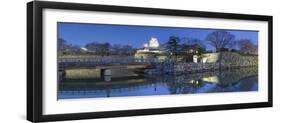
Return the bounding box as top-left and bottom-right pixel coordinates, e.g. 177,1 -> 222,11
58,56 -> 163,68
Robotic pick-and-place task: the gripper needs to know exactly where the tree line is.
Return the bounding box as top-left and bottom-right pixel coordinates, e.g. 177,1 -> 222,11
58,30 -> 258,57
164,31 -> 258,56
164,30 -> 258,69
58,38 -> 136,56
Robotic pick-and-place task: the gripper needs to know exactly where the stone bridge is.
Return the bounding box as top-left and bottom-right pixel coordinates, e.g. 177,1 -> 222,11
58,57 -> 156,80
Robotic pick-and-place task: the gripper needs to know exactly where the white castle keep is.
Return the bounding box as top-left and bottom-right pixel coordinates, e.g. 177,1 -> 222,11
140,37 -> 161,52
144,37 -> 159,49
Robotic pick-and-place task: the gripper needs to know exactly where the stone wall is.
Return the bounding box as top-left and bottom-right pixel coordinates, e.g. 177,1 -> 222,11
65,69 -> 101,79
202,52 -> 258,66
146,52 -> 258,75
220,52 -> 258,67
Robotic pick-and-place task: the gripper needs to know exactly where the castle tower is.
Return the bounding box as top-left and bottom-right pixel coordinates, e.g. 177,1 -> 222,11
148,37 -> 159,48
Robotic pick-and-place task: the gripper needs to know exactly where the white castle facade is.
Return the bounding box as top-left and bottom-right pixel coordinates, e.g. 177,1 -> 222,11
134,37 -> 208,63
137,37 -> 161,53
134,37 -> 167,61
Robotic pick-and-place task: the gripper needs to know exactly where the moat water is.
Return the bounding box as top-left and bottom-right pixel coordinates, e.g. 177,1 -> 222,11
58,67 -> 258,99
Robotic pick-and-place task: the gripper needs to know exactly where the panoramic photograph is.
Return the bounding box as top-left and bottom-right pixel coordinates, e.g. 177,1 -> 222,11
57,22 -> 258,100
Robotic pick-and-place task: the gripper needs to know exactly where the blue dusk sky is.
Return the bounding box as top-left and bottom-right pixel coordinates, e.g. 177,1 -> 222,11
58,22 -> 258,50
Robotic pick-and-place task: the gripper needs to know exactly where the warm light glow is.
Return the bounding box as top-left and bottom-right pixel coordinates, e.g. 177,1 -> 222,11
202,76 -> 219,83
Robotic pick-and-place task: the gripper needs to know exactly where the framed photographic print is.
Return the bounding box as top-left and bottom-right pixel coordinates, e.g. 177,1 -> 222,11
27,1 -> 273,122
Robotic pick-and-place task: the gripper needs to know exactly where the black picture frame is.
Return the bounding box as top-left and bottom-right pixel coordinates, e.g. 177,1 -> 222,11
27,1 -> 273,122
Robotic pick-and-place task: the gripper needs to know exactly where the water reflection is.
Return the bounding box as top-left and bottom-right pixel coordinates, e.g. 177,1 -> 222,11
58,67 -> 258,99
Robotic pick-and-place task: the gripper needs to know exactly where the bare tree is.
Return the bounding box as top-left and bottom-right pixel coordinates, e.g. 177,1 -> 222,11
206,31 -> 235,70
206,31 -> 235,52
228,40 -> 238,50
85,42 -> 111,56
58,38 -> 67,52
58,38 -> 82,55
121,45 -> 134,55
181,37 -> 206,53
181,37 -> 206,49
109,44 -> 135,56
238,39 -> 258,55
